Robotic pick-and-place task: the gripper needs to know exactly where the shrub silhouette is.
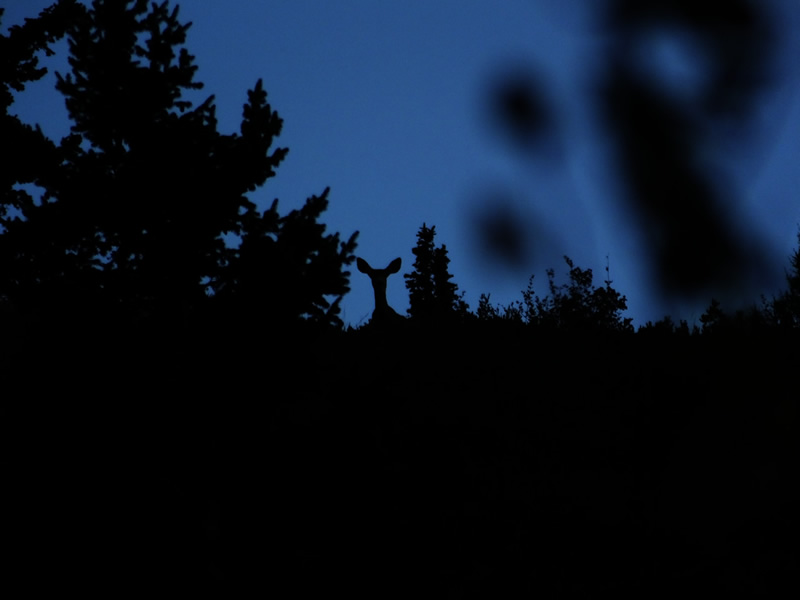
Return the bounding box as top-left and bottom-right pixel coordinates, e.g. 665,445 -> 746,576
478,256 -> 632,332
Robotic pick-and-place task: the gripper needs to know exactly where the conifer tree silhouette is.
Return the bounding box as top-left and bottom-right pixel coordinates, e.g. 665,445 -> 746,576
404,223 -> 467,323
0,0 -> 357,330
217,188 -> 358,330
780,229 -> 800,326
766,227 -> 800,329
0,1 -> 85,309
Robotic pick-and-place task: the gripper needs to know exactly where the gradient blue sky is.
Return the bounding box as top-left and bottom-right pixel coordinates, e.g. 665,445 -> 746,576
5,0 -> 800,327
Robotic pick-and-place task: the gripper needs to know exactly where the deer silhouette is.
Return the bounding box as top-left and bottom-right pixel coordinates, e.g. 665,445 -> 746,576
357,257 -> 405,325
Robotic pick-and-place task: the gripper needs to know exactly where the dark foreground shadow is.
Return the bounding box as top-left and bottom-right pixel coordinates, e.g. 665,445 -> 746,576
4,324 -> 798,595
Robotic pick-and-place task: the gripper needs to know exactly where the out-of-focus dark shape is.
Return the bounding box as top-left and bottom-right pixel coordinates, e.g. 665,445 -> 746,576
468,185 -> 563,275
473,201 -> 528,268
599,0 -> 776,300
485,64 -> 554,153
605,0 -> 773,120
476,1 -> 779,307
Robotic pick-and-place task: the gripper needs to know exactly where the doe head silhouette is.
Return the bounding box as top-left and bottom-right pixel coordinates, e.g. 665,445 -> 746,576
357,257 -> 404,324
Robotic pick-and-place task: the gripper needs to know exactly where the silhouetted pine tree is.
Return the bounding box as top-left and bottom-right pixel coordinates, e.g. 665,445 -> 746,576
0,0 -> 85,306
405,223 -> 436,317
214,187 -> 358,330
0,0 -> 357,330
404,223 -> 467,323
699,298 -> 725,334
766,228 -> 800,329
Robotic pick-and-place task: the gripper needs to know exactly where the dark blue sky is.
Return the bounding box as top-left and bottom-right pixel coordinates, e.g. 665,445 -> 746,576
5,1 -> 800,326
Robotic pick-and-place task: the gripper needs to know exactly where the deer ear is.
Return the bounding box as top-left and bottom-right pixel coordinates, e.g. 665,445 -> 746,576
387,257 -> 402,273
357,257 -> 371,274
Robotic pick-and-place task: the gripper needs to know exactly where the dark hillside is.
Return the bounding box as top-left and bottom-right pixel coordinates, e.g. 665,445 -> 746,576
5,326 -> 796,595
2,2 -> 797,595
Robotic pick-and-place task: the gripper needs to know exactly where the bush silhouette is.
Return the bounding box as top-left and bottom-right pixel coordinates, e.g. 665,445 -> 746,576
478,255 -> 632,332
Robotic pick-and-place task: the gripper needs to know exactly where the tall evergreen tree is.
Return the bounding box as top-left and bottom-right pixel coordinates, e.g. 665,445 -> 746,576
404,223 -> 466,322
0,0 -> 357,329
405,223 -> 436,319
788,230 -> 800,315
215,187 -> 358,330
766,228 -> 800,329
0,0 -> 84,261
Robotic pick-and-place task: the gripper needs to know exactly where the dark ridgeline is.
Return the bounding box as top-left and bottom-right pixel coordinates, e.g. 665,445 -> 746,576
2,1 -> 799,596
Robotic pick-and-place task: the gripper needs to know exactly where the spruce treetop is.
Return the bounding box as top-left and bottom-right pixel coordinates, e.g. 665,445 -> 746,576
404,223 -> 467,322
